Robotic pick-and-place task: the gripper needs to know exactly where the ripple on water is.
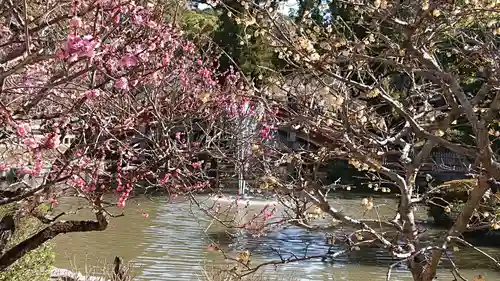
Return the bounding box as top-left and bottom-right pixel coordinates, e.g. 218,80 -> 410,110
136,204 -> 209,280
53,196 -> 500,281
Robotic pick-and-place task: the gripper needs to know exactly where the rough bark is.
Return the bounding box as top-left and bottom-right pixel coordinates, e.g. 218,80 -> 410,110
0,215 -> 15,256
0,211 -> 108,271
415,117 -> 497,281
417,176 -> 491,281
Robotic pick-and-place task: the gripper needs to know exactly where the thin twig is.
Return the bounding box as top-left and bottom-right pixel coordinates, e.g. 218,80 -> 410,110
448,236 -> 500,268
444,250 -> 467,281
23,0 -> 30,55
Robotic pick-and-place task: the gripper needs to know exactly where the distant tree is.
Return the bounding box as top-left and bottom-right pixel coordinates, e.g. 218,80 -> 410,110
211,0 -> 285,87
294,0 -> 323,24
181,9 -> 220,45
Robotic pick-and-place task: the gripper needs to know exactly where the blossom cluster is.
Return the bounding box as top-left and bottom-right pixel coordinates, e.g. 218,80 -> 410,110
0,0 -> 279,210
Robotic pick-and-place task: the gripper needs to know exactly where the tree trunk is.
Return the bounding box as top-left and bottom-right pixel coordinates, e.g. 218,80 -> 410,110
415,176 -> 491,281
0,215 -> 15,256
399,190 -> 430,281
0,211 -> 108,271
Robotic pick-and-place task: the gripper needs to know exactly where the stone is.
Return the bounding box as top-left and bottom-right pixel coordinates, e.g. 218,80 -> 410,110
50,267 -> 109,281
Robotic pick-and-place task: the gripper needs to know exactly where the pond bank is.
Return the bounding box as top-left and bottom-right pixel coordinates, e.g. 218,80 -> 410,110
51,267 -> 107,281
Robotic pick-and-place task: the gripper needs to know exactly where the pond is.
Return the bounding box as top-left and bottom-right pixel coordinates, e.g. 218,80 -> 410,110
52,193 -> 500,281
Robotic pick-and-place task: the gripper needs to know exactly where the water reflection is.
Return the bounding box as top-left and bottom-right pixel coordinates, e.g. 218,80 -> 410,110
53,194 -> 500,281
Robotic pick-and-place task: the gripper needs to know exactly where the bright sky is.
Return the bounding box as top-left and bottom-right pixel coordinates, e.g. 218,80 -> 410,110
280,0 -> 298,14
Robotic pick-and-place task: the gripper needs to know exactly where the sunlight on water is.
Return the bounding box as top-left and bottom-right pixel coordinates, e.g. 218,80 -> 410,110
53,194 -> 500,281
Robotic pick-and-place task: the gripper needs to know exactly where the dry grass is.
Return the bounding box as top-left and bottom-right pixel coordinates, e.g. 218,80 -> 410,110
199,265 -> 298,281
53,255 -> 135,281
54,257 -> 297,281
